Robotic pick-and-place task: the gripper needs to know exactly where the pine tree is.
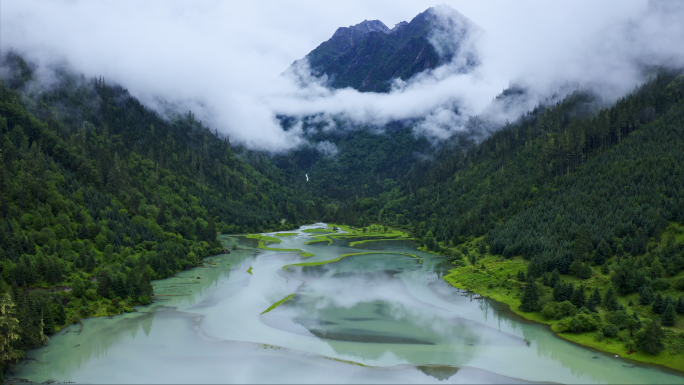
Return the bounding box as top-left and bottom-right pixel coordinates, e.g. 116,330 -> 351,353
517,270 -> 526,282
550,269 -> 561,287
661,302 -> 676,326
601,263 -> 609,275
571,285 -> 586,308
572,226 -> 592,259
564,283 -> 575,303
632,311 -> 642,332
603,287 -> 619,311
652,293 -> 665,314
77,223 -> 89,240
139,269 -> 153,299
541,273 -> 550,287
639,285 -> 654,305
588,287 -> 602,311
71,276 -> 85,298
596,238 -> 611,265
84,252 -> 95,273
128,193 -> 140,215
615,243 -> 625,264
677,296 -> 684,315
520,282 -> 540,312
577,263 -> 592,279
636,320 -> 665,355
553,281 -> 564,302
97,271 -> 111,298
156,205 -> 168,228
527,260 -> 541,279
40,305 -> 54,335
650,258 -> 663,279
204,217 -> 217,243
591,250 -> 603,266
53,299 -> 66,325
0,293 -> 23,367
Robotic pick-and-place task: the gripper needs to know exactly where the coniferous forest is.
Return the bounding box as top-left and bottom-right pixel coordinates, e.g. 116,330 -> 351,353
1,48 -> 684,376
0,53 -> 316,370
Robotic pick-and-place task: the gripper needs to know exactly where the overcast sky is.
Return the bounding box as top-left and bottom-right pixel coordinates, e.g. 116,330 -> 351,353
2,0 -> 683,151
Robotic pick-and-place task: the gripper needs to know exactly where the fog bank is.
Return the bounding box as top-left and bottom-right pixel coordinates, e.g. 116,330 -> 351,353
2,0 -> 683,151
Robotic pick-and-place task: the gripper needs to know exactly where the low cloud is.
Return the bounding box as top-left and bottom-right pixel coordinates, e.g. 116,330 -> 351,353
1,0 -> 683,152
415,107 -> 467,139
314,141 -> 339,157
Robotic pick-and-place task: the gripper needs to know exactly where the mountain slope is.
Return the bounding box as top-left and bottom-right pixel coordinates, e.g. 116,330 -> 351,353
0,53 -> 315,368
375,72 -> 684,255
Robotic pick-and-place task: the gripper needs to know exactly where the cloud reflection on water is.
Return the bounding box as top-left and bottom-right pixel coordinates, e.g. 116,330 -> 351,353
11,228 -> 684,384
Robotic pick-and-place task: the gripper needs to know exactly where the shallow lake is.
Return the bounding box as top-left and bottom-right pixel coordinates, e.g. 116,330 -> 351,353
11,224 -> 684,384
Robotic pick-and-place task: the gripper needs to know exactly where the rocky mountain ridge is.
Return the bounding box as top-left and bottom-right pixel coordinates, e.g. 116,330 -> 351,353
291,5 -> 481,92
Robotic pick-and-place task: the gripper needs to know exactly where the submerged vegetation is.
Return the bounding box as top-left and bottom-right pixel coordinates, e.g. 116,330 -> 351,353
303,224 -> 412,246
261,293 -> 294,314
283,249 -> 420,271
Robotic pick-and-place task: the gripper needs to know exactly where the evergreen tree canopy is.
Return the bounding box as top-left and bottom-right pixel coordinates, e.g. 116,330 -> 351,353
603,288 -> 619,311
636,320 -> 665,355
520,282 -> 540,312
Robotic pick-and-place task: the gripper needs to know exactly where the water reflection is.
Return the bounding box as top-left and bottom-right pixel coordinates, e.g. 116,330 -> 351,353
11,224 -> 684,384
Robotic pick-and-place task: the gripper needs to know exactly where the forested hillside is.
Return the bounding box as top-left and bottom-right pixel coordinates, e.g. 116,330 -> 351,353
368,72 -> 682,249
362,70 -> 684,357
268,122 -> 430,204
0,53 -> 313,370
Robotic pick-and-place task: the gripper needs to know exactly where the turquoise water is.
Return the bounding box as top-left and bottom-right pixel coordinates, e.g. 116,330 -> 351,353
10,224 -> 684,384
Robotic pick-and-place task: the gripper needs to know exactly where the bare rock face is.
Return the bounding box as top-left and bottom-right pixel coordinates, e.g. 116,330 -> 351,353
291,5 -> 482,92
302,20 -> 391,77
348,20 -> 391,35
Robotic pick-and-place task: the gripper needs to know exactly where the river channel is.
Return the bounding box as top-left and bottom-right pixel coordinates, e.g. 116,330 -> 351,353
11,224 -> 684,384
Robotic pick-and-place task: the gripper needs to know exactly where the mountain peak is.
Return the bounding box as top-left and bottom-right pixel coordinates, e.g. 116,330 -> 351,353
350,20 -> 391,35
330,19 -> 390,41
293,5 -> 481,92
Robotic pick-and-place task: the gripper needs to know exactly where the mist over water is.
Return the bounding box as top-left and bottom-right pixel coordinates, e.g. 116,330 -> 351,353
12,224 -> 684,384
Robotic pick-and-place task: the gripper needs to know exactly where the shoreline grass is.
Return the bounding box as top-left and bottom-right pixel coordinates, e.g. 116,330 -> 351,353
349,238 -> 416,247
240,233 -> 315,258
304,238 -> 332,245
283,251 -> 421,271
245,234 -> 282,244
302,223 -> 412,246
442,254 -> 684,373
302,228 -> 334,233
